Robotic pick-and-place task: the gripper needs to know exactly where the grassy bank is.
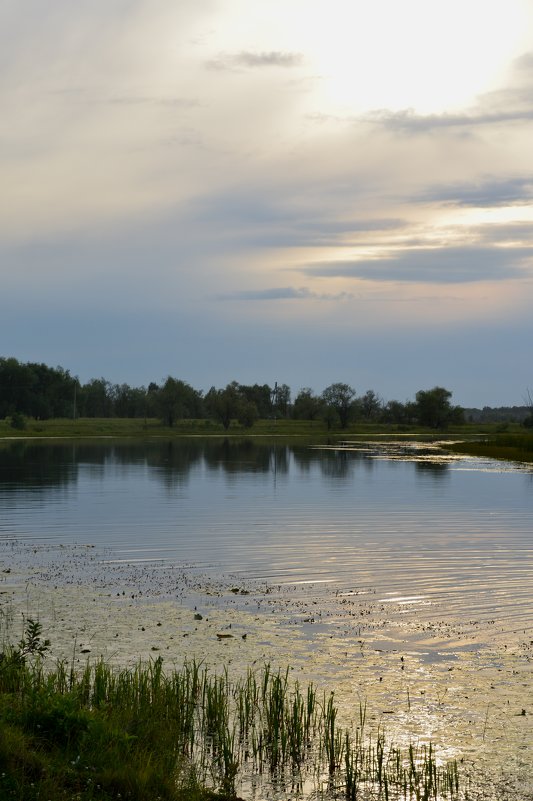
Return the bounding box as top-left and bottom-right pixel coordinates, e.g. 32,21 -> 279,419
0,621 -> 462,801
445,431 -> 533,464
0,415 -> 524,441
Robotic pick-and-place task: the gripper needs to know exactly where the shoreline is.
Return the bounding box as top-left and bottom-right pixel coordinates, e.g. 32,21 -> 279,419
1,539 -> 532,799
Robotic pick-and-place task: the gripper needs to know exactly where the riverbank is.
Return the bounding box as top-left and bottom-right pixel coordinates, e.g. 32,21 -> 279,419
1,540 -> 532,800
0,415 -> 523,442
3,416 -> 533,467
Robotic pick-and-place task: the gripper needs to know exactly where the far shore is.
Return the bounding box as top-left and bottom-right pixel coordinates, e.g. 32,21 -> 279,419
2,416 -> 533,466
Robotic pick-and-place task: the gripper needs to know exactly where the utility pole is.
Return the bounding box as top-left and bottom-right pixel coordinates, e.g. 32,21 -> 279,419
271,381 -> 278,425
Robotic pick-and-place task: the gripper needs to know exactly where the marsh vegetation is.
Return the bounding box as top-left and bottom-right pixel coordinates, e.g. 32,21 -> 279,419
0,620 -> 462,801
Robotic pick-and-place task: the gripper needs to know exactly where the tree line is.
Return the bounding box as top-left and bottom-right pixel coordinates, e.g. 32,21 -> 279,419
0,355 -> 470,430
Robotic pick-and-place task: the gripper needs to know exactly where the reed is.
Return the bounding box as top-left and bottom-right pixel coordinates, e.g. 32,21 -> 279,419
0,625 -> 466,800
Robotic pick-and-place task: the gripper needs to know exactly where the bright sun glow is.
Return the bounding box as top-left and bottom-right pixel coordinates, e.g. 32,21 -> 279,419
300,0 -> 529,114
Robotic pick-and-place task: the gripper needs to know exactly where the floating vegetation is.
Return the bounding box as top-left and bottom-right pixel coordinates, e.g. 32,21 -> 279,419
0,624 -> 465,800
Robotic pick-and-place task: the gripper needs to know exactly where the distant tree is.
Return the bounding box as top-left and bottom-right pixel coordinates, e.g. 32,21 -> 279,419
320,404 -> 339,430
205,382 -> 241,430
237,400 -> 259,428
272,383 -> 291,418
238,384 -> 272,418
293,388 -> 323,420
414,386 -> 464,428
381,399 -> 408,425
10,411 -> 27,430
321,383 -> 356,429
0,357 -> 76,419
0,357 -> 36,417
360,389 -> 382,421
523,390 -> 533,428
156,377 -> 202,427
78,378 -> 114,417
205,382 -> 261,430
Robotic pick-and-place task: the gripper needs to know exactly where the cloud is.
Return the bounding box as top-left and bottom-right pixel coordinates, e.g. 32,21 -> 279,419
362,49 -> 533,134
414,177 -> 533,207
181,191 -> 408,248
367,107 -> 533,133
207,50 -> 304,70
302,245 -> 533,284
107,95 -> 201,108
218,287 -> 353,301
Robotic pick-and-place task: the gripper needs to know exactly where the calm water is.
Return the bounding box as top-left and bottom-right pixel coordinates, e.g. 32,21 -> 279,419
1,437 -> 532,633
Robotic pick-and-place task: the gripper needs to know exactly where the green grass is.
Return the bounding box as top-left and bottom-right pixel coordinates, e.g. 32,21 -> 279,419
445,431 -> 533,463
0,415 -> 524,442
0,622 -> 464,801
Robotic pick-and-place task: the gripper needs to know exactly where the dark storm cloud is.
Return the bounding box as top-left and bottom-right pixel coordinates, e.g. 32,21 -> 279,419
303,245 -> 533,284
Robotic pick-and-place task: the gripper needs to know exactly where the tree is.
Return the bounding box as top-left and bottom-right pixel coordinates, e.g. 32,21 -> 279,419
414,386 -> 464,428
0,357 -> 76,419
523,389 -> 533,428
205,382 -> 241,430
321,383 -> 356,429
78,378 -> 114,417
360,389 -> 382,421
293,388 -> 323,421
272,383 -> 291,418
0,357 -> 36,417
238,384 -> 272,418
156,377 -> 202,427
237,400 -> 259,428
205,382 -> 260,430
381,399 -> 408,425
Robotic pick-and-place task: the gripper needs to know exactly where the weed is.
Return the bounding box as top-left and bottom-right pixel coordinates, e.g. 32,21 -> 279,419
0,628 -> 466,801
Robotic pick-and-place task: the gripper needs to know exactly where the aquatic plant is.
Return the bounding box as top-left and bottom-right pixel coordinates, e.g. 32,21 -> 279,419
0,637 -> 465,801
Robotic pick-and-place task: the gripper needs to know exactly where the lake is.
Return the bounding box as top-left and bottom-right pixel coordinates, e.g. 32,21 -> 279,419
1,437 -> 533,799
1,437 -> 532,635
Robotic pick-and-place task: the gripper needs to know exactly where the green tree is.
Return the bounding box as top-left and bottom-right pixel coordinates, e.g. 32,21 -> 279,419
414,386 -> 463,428
0,358 -> 76,419
272,383 -> 291,418
321,383 -> 356,429
293,388 -> 323,420
205,382 -> 241,430
523,389 -> 533,428
381,399 -> 408,424
238,383 -> 272,417
0,357 -> 36,417
360,389 -> 382,421
156,377 -> 202,427
237,400 -> 259,428
78,378 -> 114,417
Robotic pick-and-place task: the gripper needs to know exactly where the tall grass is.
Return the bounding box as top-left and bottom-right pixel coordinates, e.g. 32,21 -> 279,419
447,432 -> 533,463
0,635 -> 465,801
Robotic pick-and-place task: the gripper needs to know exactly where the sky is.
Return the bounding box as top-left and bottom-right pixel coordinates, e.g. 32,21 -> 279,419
2,0 -> 533,407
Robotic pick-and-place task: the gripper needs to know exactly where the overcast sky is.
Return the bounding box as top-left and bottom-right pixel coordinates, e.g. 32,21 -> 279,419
2,0 -> 533,406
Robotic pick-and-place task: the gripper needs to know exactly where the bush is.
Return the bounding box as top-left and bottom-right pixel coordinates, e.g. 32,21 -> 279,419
9,412 -> 27,430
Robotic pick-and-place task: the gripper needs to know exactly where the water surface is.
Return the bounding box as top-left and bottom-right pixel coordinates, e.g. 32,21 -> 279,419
1,437 -> 532,636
